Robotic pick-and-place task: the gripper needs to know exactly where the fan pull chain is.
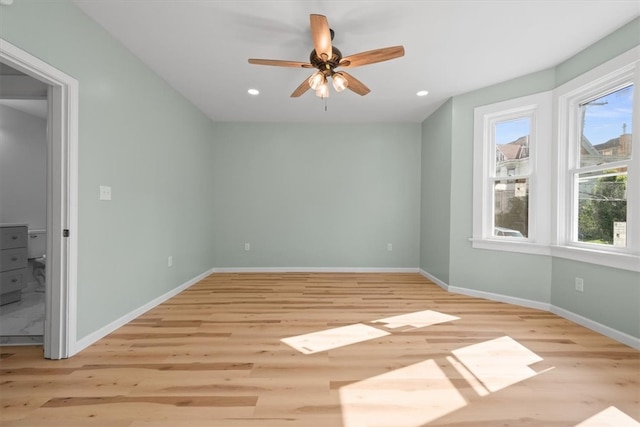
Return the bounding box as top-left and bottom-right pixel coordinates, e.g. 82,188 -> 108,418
324,96 -> 328,112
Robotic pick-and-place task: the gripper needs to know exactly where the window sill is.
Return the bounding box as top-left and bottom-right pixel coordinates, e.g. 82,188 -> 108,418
550,245 -> 640,272
470,239 -> 639,271
470,238 -> 552,256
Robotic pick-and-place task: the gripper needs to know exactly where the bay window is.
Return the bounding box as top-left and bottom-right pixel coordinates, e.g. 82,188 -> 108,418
473,46 -> 639,271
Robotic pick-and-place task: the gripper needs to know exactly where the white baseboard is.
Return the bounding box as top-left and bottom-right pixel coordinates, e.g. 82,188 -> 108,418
550,305 -> 640,349
419,269 -> 449,290
212,267 -> 420,274
420,268 -> 550,311
420,268 -> 639,349
447,286 -> 552,312
72,267 -> 216,355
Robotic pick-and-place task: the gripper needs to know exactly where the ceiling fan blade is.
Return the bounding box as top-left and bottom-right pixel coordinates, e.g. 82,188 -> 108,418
290,76 -> 312,97
248,59 -> 313,68
310,14 -> 332,60
340,71 -> 370,96
339,45 -> 405,68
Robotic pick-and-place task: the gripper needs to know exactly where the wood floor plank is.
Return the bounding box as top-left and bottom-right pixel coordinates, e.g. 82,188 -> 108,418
1,273 -> 638,426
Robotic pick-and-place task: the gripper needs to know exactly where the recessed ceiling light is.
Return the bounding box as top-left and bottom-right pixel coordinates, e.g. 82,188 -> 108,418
417,90 -> 429,97
248,89 -> 260,95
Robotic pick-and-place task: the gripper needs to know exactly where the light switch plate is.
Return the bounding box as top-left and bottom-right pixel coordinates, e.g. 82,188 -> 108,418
99,185 -> 112,201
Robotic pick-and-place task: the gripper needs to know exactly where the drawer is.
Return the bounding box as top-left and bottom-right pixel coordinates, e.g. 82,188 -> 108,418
0,290 -> 22,306
0,227 -> 28,250
0,268 -> 27,294
0,248 -> 28,272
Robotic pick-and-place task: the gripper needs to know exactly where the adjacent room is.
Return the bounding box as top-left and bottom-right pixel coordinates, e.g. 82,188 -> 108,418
0,1 -> 638,426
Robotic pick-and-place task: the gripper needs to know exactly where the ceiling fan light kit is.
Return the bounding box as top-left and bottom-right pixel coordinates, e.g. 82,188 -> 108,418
316,81 -> 330,98
248,14 -> 404,98
332,72 -> 349,92
308,71 -> 325,90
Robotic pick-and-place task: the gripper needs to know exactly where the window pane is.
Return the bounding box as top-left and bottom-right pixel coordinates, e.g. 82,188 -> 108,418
577,168 -> 627,246
580,85 -> 633,167
494,178 -> 528,238
494,117 -> 530,177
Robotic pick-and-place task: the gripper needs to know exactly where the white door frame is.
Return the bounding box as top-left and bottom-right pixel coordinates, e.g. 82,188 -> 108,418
0,39 -> 78,359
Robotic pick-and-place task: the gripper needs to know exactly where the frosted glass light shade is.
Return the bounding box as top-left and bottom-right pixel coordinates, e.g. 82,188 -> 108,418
316,81 -> 330,98
332,72 -> 349,92
308,71 -> 325,90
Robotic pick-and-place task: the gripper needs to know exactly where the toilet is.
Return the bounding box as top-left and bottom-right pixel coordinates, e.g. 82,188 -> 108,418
27,229 -> 46,292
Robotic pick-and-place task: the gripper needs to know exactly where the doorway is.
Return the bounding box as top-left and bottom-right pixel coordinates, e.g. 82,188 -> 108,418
0,66 -> 48,345
0,38 -> 78,359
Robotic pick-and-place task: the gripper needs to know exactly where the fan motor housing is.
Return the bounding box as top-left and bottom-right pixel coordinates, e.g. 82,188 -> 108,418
310,47 -> 342,72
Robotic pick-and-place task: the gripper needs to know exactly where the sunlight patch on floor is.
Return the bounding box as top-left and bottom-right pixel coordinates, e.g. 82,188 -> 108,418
372,309 -> 460,329
282,309 -> 460,354
451,336 -> 551,393
282,312 -> 563,425
338,335 -> 554,426
446,355 -> 490,396
281,323 -> 390,354
340,359 -> 467,427
575,406 -> 640,427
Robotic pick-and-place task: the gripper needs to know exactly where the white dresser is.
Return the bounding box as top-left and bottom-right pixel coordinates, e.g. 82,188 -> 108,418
0,225 -> 29,305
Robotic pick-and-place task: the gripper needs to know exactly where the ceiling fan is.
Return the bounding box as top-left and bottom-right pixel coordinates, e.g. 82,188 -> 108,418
248,14 -> 405,98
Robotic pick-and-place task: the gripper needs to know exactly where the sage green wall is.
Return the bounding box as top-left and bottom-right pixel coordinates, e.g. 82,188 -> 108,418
552,260 -> 639,338
420,100 -> 452,283
448,71 -> 555,302
1,0 -> 218,339
555,17 -> 640,86
210,123 -> 421,268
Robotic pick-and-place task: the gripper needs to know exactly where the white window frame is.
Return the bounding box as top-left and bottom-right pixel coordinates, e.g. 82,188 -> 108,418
553,46 -> 640,272
472,92 -> 552,255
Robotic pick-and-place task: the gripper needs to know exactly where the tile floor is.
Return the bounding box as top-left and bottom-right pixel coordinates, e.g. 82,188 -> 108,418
0,287 -> 44,345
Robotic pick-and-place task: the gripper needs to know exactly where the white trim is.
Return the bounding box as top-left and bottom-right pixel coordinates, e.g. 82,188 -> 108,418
553,46 -> 640,268
420,268 -> 638,349
554,46 -> 640,96
418,269 -> 449,290
551,245 -> 639,272
472,91 -> 552,253
73,268 -> 215,354
211,267 -> 420,274
469,238 -> 552,256
447,285 -> 551,312
550,305 -> 640,350
0,39 -> 79,360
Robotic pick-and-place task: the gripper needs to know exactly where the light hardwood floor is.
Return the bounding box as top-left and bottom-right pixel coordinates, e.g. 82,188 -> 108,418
1,273 -> 638,426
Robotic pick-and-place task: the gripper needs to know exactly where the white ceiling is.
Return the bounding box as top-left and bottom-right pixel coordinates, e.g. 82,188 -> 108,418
72,1 -> 639,124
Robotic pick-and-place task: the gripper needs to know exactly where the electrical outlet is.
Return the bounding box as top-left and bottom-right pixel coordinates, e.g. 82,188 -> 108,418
244,243 -> 250,251
168,256 -> 173,267
387,243 -> 393,251
575,277 -> 584,292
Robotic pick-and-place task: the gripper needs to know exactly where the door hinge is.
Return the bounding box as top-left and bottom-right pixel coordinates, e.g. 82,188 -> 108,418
63,229 -> 70,237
